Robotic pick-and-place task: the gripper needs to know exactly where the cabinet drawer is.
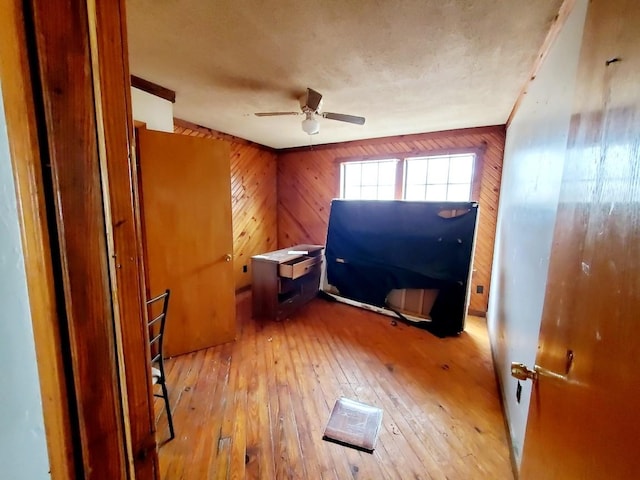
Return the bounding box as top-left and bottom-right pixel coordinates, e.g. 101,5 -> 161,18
279,256 -> 320,280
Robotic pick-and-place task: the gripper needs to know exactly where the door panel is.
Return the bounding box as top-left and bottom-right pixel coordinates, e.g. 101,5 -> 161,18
521,0 -> 640,477
138,128 -> 236,357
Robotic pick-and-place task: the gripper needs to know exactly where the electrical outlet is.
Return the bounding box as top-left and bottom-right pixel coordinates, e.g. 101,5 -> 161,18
242,265 -> 248,273
476,285 -> 484,294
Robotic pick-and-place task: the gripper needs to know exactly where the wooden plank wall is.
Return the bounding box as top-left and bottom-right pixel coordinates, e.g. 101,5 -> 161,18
173,119 -> 277,290
277,126 -> 506,313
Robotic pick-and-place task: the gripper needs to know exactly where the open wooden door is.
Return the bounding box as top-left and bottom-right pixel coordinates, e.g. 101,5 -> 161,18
520,0 -> 640,477
137,128 -> 236,357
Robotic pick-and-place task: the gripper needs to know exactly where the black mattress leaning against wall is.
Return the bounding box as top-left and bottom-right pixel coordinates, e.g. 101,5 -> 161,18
325,200 -> 478,337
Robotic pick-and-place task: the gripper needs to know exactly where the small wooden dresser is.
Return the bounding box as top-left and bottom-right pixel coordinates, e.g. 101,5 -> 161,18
251,244 -> 324,320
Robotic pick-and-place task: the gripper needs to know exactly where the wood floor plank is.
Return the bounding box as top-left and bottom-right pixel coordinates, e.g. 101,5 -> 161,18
276,323 -> 329,479
289,315 -> 383,480
228,310 -> 254,480
302,305 -> 434,480
156,292 -> 513,479
280,317 -> 354,480
255,319 -> 278,479
326,306 -> 468,478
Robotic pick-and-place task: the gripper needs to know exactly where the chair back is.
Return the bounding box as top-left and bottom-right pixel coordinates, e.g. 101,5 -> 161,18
147,289 -> 170,365
145,289 -> 175,441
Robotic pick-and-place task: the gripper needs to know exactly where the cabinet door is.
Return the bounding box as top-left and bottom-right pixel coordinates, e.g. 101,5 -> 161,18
138,128 -> 235,356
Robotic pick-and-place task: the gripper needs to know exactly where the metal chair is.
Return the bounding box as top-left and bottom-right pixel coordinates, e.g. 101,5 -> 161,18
147,289 -> 175,441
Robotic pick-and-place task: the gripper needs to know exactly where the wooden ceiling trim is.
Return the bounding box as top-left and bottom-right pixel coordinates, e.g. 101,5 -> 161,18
130,74 -> 175,103
174,117 -> 276,151
279,125 -> 506,154
507,0 -> 576,126
333,145 -> 488,164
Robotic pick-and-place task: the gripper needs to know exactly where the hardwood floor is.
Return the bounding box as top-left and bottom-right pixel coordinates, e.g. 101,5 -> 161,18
155,292 -> 513,479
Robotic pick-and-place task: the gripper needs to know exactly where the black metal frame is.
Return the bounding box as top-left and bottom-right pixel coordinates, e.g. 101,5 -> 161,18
147,289 -> 175,441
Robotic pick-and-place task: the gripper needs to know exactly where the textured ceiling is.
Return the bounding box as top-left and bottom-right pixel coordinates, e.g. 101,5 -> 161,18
126,0 -> 562,149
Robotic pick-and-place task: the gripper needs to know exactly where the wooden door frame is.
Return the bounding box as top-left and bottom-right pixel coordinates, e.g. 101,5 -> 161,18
1,1 -> 157,478
0,2 -> 76,478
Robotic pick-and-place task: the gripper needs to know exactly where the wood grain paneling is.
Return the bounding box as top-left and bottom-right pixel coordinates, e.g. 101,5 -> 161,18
172,120 -> 502,310
174,119 -> 278,291
157,292 -> 513,479
277,126 -> 505,313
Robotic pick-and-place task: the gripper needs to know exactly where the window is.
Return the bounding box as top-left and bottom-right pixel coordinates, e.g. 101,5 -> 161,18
339,152 -> 477,201
340,159 -> 397,200
404,153 -> 475,201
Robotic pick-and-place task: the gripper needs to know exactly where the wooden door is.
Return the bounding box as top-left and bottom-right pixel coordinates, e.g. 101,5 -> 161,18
138,128 -> 236,357
520,0 -> 640,478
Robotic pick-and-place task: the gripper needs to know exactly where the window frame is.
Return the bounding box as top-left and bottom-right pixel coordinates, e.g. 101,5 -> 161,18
336,147 -> 485,202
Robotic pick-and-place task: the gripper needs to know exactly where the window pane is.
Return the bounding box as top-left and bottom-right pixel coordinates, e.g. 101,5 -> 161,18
406,159 -> 428,182
343,184 -> 360,199
449,155 -> 474,183
340,160 -> 397,200
403,153 -> 475,201
405,184 -> 425,200
427,157 -> 449,184
360,185 -> 378,199
378,162 -> 397,185
361,162 -> 379,185
425,184 -> 447,201
344,163 -> 361,188
377,185 -> 395,200
447,183 -> 471,201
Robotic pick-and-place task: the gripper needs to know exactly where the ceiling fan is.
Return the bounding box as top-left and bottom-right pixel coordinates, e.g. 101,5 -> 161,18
254,88 -> 365,135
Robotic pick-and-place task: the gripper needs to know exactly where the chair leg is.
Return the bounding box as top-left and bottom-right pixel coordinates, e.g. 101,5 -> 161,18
160,380 -> 175,440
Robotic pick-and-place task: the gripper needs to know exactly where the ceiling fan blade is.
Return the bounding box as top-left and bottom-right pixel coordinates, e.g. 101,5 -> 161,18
322,112 -> 366,125
254,112 -> 300,117
305,88 -> 323,112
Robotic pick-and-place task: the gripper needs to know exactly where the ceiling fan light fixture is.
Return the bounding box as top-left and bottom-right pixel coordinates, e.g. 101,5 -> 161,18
301,113 -> 319,135
255,88 -> 365,136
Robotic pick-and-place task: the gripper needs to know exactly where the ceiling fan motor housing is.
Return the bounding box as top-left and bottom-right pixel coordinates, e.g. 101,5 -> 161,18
301,112 -> 320,135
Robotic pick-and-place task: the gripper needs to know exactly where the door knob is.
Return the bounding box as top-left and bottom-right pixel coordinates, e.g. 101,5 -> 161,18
511,362 -> 537,381
511,362 -> 568,383
225,253 -> 232,262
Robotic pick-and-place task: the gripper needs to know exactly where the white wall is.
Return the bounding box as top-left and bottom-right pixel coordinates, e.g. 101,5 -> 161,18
487,0 -> 589,467
0,82 -> 50,477
131,86 -> 174,132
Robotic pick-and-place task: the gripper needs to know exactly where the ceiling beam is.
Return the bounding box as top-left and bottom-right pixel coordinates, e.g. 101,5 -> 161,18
130,75 -> 175,103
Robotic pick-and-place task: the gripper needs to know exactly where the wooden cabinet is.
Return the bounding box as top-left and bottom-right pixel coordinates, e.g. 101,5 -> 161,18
251,244 -> 324,320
